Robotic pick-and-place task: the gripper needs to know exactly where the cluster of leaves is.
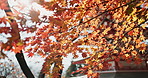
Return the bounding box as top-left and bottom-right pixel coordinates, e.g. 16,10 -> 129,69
0,0 -> 39,54
0,0 -> 148,78
34,0 -> 147,77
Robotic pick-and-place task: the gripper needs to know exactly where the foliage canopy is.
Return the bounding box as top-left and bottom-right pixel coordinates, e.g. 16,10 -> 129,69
0,0 -> 148,77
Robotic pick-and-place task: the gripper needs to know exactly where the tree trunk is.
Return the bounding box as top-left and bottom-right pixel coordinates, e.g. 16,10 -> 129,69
39,56 -> 63,78
4,1 -> 35,78
39,65 -> 63,78
54,63 -> 63,78
16,52 -> 35,78
38,71 -> 45,78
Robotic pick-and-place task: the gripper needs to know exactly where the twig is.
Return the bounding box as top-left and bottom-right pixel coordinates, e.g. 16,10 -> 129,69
123,18 -> 148,37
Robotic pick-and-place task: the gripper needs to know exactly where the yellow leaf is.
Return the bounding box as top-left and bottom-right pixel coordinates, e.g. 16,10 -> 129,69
113,50 -> 118,54
131,50 -> 137,56
125,43 -> 129,48
87,70 -> 93,75
16,42 -> 23,46
122,37 -> 127,42
129,45 -> 134,50
138,18 -> 145,24
132,16 -> 138,21
98,52 -> 104,58
131,8 -> 137,15
125,54 -> 129,57
125,27 -> 132,32
98,63 -> 103,69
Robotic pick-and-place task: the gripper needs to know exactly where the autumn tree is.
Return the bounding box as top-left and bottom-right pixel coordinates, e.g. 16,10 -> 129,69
0,0 -> 148,78
1,0 -> 37,78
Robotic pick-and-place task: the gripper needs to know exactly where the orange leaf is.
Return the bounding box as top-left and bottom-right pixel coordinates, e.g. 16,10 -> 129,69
0,0 -> 8,10
131,50 -> 137,56
87,70 -> 93,75
98,63 -> 103,69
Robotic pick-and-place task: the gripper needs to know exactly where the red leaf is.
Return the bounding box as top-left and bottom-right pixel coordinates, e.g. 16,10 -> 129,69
127,30 -> 134,36
27,53 -> 34,57
82,52 -> 87,58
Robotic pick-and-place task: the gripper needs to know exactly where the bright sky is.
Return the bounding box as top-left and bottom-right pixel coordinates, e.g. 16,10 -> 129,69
8,0 -> 53,17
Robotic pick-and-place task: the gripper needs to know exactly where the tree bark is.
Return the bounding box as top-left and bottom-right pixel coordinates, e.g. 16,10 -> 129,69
15,52 -> 35,78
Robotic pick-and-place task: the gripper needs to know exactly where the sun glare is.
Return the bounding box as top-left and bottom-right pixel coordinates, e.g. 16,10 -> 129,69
19,0 -> 31,5
8,0 -> 53,18
8,0 -> 39,13
8,0 -> 31,10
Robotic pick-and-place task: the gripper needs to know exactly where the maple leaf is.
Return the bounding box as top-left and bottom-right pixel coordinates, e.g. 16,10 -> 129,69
10,41 -> 24,53
82,52 -> 87,58
0,17 -> 8,24
131,50 -> 137,56
87,70 -> 93,75
69,0 -> 80,6
127,30 -> 134,36
0,27 -> 11,34
12,45 -> 23,53
0,0 -> 8,10
27,53 -> 34,57
98,52 -> 104,58
98,63 -> 103,69
92,73 -> 99,77
113,50 -> 118,54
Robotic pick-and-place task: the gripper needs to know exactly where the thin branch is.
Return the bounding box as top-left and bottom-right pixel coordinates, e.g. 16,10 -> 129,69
69,0 -> 136,31
116,18 -> 148,51
123,19 -> 148,37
